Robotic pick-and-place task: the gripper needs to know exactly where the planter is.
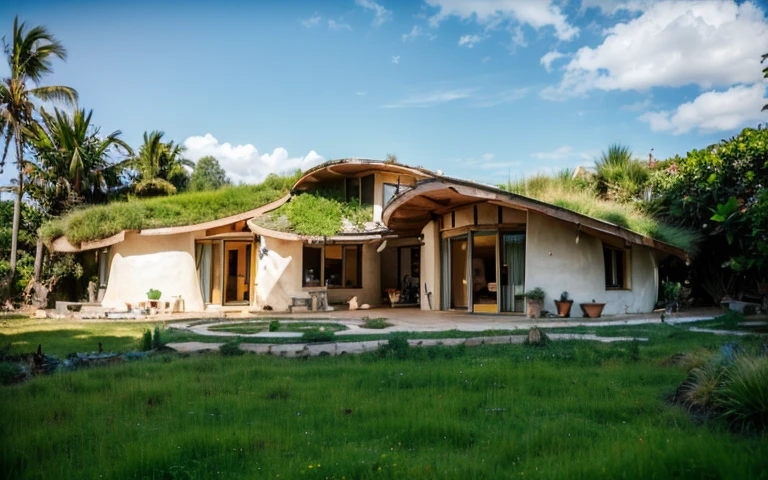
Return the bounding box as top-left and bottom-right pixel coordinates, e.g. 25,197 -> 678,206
148,300 -> 159,309
526,299 -> 543,319
554,300 -> 573,318
580,302 -> 606,318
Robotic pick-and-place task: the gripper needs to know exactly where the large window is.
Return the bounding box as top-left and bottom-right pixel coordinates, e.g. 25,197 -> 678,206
345,175 -> 374,205
383,183 -> 398,206
604,245 -> 628,289
302,244 -> 363,288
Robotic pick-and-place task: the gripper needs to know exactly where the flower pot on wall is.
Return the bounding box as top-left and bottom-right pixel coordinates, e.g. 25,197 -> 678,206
554,300 -> 573,318
526,299 -> 543,319
580,303 -> 606,318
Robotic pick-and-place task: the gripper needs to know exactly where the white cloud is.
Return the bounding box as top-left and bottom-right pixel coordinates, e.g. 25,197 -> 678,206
532,145 -> 593,161
458,34 -> 485,48
403,25 -> 422,42
183,134 -> 324,184
356,0 -> 392,27
328,19 -> 352,31
356,91 -> 367,96
555,1 -> 768,96
639,83 -> 768,135
391,55 -> 400,64
383,88 -> 475,108
482,153 -> 495,161
425,0 -> 579,41
301,15 -> 322,28
540,50 -> 565,72
579,0 -> 648,15
471,88 -> 529,107
482,56 -> 491,63
621,97 -> 653,111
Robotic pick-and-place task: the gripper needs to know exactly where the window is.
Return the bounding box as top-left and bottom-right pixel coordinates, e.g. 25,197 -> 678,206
383,183 -> 398,206
302,246 -> 322,287
97,248 -> 110,288
345,175 -> 374,205
604,245 -> 628,289
302,244 -> 363,288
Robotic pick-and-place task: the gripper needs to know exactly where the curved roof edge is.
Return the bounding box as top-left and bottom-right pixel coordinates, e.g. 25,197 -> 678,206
293,158 -> 436,190
383,177 -> 688,260
247,218 -> 393,243
51,194 -> 291,252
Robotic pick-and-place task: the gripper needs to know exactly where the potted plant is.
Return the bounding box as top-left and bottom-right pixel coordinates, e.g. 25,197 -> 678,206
146,288 -> 162,309
554,291 -> 573,318
580,299 -> 606,318
524,287 -> 546,319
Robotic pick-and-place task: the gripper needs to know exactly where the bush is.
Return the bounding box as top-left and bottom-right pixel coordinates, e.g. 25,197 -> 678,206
302,329 -> 335,343
0,362 -> 25,385
269,320 -> 280,332
361,317 -> 392,329
377,332 -> 411,359
146,289 -> 162,301
152,325 -> 163,348
139,329 -> 153,351
220,341 -> 245,357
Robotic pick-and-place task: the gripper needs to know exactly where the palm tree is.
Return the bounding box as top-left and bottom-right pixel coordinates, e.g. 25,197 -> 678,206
0,16 -> 77,284
25,107 -> 133,217
131,131 -> 193,197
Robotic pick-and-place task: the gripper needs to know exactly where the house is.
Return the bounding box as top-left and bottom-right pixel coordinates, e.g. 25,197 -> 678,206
49,158 -> 687,315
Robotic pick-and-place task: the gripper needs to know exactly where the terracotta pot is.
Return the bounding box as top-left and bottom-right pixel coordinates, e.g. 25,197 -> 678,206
580,302 -> 606,318
526,299 -> 543,319
554,300 -> 573,318
148,300 -> 159,309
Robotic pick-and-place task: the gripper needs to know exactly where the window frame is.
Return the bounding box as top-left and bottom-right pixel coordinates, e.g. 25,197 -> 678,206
302,243 -> 364,289
603,244 -> 631,290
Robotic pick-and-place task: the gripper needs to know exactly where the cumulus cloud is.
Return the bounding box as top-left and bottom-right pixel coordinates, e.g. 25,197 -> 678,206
458,34 -> 485,48
540,50 -> 565,73
425,0 -> 578,41
554,1 -> 768,96
356,0 -> 392,27
639,83 -> 768,135
183,134 -> 324,184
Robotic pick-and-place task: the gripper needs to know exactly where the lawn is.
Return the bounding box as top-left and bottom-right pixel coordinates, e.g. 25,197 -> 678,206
1,320 -> 767,479
208,321 -> 349,335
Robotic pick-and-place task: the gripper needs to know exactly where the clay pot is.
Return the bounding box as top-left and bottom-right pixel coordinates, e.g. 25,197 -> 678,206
580,302 -> 606,318
526,299 -> 543,319
554,300 -> 573,318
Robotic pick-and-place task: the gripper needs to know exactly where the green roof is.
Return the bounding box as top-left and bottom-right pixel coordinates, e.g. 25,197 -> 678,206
42,174 -> 296,245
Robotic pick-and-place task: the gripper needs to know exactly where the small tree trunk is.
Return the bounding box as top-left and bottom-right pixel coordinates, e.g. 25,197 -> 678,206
8,135 -> 24,284
33,237 -> 44,282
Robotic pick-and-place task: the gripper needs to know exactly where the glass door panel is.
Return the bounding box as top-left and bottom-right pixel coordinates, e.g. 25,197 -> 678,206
501,233 -> 525,313
471,232 -> 498,313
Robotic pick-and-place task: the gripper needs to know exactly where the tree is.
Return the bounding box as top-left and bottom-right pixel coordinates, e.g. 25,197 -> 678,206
130,131 -> 193,197
0,16 -> 77,287
189,156 -> 230,191
25,107 -> 133,215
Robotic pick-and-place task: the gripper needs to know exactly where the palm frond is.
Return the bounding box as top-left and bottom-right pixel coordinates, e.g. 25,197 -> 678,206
30,85 -> 78,106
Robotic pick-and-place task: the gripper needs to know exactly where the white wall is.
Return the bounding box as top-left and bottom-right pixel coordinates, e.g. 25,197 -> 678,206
101,232 -> 205,311
525,212 -> 659,315
254,236 -> 382,311
420,220 -> 440,310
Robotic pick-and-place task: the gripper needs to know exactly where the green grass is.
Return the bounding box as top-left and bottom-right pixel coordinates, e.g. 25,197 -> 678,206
2,330 -> 768,479
253,190 -> 374,236
40,173 -> 297,245
208,321 -> 348,335
501,174 -> 700,252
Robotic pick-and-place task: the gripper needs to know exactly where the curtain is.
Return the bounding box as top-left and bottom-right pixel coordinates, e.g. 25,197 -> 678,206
503,234 -> 526,312
199,243 -> 212,304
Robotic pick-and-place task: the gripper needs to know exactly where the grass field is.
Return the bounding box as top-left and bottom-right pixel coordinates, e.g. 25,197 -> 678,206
208,321 -> 349,335
1,318 -> 767,479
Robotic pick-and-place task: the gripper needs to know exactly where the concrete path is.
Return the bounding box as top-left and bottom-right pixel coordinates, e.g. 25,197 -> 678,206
166,332 -> 647,356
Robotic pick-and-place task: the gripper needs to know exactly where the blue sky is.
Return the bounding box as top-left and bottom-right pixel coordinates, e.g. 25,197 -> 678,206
1,0 -> 767,188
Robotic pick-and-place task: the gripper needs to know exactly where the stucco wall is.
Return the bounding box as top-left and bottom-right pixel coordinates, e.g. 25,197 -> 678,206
101,232 -> 205,311
254,236 -> 382,311
373,172 -> 417,223
525,212 -> 659,315
420,220 -> 440,310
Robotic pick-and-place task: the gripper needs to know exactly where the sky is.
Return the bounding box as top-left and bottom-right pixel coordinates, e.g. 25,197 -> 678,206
1,0 -> 767,189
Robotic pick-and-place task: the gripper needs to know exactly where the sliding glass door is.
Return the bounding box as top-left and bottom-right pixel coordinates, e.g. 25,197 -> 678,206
501,233 -> 525,313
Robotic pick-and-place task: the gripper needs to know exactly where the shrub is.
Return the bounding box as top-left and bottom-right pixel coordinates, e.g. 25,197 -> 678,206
146,289 -> 161,300
377,332 -> 411,359
220,341 -> 245,357
302,329 -> 335,343
269,320 -> 280,332
361,317 -> 392,329
152,325 -> 163,348
0,362 -> 25,385
524,288 -> 545,301
718,355 -> 768,430
139,329 -> 153,351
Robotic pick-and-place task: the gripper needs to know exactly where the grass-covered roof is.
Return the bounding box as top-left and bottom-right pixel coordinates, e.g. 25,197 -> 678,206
42,173 -> 297,245
501,174 -> 700,253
